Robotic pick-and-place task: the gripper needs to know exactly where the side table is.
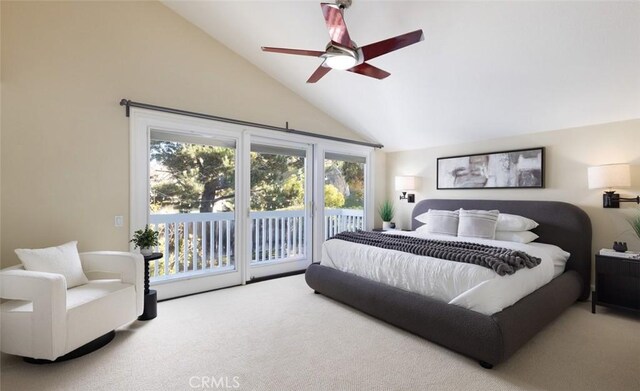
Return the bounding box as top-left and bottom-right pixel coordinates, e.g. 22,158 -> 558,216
139,252 -> 162,320
592,253 -> 640,314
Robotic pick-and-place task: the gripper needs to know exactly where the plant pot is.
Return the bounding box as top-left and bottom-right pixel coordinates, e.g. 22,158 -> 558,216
382,221 -> 391,231
140,247 -> 153,256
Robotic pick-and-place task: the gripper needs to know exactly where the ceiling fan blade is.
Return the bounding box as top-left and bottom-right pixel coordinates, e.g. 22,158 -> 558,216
360,29 -> 424,61
346,63 -> 391,80
261,47 -> 326,57
306,64 -> 331,83
321,3 -> 352,48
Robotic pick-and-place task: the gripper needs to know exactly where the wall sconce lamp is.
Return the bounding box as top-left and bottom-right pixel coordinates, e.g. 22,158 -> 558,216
588,164 -> 639,208
395,176 -> 417,203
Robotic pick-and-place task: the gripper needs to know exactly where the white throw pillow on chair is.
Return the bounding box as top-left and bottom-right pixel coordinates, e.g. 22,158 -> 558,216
15,241 -> 89,288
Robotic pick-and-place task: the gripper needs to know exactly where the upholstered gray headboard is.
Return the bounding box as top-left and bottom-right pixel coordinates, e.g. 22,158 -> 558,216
411,199 -> 592,300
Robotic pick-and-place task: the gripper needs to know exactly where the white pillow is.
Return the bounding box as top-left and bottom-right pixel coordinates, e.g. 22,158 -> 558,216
494,230 -> 539,243
15,241 -> 88,288
457,209 -> 499,239
422,209 -> 459,236
496,213 -> 539,232
529,242 -> 571,271
414,212 -> 429,224
415,224 -> 430,234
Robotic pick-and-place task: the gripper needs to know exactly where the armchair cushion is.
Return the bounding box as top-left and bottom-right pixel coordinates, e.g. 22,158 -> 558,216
79,252 -> 144,316
15,241 -> 88,288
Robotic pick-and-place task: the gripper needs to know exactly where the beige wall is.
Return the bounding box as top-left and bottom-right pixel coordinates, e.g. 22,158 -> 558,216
372,149 -> 387,229
386,120 -> 640,268
0,0 -> 3,266
0,1 -> 367,267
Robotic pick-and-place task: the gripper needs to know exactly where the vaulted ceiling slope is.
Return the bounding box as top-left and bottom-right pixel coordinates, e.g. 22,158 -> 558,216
163,1 -> 640,152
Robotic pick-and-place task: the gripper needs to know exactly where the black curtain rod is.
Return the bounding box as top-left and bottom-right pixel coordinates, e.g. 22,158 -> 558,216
119,99 -> 383,149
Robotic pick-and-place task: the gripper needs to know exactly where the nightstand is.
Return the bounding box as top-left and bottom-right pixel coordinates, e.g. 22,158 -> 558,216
592,254 -> 640,314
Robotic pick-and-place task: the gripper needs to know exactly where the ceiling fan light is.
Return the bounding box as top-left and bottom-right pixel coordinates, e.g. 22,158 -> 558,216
324,54 -> 357,70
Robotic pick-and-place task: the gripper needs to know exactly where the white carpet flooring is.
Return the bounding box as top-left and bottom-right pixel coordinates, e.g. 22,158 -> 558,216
1,274 -> 639,391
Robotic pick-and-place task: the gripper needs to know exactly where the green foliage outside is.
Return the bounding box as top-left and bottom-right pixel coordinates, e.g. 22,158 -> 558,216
324,159 -> 365,209
250,151 -> 305,211
150,141 -> 366,213
340,161 -> 365,209
150,141 -> 236,213
151,141 -> 307,213
324,184 -> 345,208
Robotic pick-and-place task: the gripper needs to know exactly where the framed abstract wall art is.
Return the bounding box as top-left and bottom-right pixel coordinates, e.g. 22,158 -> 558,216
437,147 -> 544,189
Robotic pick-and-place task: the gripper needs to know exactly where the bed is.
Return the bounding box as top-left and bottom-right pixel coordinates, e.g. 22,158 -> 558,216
305,199 -> 591,368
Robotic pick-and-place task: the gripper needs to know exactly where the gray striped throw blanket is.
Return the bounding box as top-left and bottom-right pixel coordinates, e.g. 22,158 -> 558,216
329,230 -> 541,276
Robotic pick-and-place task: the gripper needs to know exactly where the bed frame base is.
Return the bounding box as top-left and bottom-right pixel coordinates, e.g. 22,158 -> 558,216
306,264 -> 582,367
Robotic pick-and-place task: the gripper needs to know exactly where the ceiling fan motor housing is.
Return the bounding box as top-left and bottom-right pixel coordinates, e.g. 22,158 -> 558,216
336,0 -> 352,9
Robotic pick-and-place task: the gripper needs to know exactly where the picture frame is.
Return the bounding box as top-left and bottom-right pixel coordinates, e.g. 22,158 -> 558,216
436,147 -> 544,189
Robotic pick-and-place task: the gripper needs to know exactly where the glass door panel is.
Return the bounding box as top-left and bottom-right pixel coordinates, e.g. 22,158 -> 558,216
324,152 -> 366,239
148,130 -> 237,282
248,141 -> 312,279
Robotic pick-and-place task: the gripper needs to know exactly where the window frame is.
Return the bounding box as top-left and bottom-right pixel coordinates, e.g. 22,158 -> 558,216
130,108 -> 375,297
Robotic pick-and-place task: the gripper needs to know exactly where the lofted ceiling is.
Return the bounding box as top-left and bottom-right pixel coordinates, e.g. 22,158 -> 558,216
163,1 -> 640,152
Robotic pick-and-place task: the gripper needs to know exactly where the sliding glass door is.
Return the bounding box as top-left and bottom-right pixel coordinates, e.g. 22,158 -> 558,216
131,109 -> 373,299
148,130 -> 235,275
142,127 -> 243,298
247,139 -> 313,280
323,152 -> 367,239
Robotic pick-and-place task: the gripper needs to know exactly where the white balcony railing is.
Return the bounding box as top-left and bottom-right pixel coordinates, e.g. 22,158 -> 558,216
324,208 -> 365,239
148,208 -> 363,282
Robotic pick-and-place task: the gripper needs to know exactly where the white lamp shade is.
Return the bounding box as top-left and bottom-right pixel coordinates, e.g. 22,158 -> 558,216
395,176 -> 417,191
587,164 -> 631,189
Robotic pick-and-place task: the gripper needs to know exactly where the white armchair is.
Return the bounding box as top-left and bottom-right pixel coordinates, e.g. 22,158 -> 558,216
1,251 -> 144,362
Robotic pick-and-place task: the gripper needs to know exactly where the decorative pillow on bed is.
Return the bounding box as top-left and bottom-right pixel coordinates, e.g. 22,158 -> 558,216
457,209 -> 500,239
415,224 -> 430,234
494,230 -> 539,243
15,241 -> 88,288
421,209 -> 459,236
496,213 -> 539,232
414,212 -> 429,224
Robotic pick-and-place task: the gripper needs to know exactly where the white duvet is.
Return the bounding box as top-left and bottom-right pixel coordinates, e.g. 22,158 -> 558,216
321,231 -> 570,315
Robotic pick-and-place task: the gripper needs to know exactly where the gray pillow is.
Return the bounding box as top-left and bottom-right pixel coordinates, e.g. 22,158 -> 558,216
423,209 -> 459,236
457,209 -> 499,239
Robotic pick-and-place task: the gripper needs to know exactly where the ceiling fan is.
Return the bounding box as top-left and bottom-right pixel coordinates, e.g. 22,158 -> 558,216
261,0 -> 424,83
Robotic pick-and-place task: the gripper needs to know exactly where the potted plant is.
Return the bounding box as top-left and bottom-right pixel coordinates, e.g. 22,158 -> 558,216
378,200 -> 395,231
130,225 -> 159,256
629,208 -> 640,244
